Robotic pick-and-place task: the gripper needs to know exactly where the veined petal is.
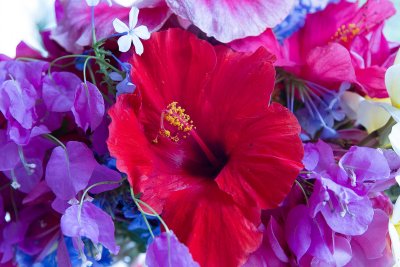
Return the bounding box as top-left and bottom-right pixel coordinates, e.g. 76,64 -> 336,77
389,123 -> 400,156
117,35 -> 133,53
131,34 -> 144,55
385,64 -> 400,108
129,7 -> 140,29
113,18 -> 129,33
162,181 -> 262,267
134,25 -> 151,40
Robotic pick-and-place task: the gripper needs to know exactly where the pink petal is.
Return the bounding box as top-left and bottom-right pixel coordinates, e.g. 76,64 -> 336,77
305,43 -> 356,85
165,0 -> 295,42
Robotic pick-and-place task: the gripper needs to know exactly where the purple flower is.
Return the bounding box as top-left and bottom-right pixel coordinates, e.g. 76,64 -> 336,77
309,177 -> 374,236
60,201 -> 119,255
346,209 -> 394,266
0,61 -> 54,145
338,146 -> 390,194
71,82 -> 105,132
45,141 -> 97,201
146,231 -> 199,267
42,72 -> 82,112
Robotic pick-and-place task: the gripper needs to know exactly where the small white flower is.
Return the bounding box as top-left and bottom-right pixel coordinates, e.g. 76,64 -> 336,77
85,0 -> 112,7
113,7 -> 150,55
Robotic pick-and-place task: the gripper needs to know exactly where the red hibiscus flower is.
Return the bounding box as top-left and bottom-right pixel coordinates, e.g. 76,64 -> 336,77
108,28 -> 304,267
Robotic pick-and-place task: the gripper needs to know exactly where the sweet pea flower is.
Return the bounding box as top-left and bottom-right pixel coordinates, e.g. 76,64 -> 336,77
113,7 -> 151,54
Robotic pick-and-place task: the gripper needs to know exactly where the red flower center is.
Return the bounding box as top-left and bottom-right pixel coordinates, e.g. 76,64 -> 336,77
153,101 -> 227,179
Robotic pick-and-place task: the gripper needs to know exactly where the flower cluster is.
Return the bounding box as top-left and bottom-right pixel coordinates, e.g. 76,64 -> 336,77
0,0 -> 399,266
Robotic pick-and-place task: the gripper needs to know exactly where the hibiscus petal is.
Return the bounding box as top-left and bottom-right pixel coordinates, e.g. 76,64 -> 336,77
162,181 -> 262,267
107,94 -> 154,190
165,0 -> 295,42
216,103 -> 304,209
71,82 -> 105,132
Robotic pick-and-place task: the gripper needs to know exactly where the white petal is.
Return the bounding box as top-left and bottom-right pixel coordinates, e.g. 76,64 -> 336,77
113,18 -> 129,33
117,35 -> 132,52
393,195 -> 400,223
131,35 -> 144,55
389,222 -> 400,264
340,91 -> 364,120
129,7 -> 139,29
356,100 -> 391,133
86,0 -> 100,6
134,25 -> 150,40
395,48 -> 400,65
389,123 -> 400,156
378,102 -> 400,123
106,0 -> 113,6
385,64 -> 400,108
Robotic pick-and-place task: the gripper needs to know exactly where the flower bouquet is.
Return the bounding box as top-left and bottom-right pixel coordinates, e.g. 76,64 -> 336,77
1,0 -> 400,266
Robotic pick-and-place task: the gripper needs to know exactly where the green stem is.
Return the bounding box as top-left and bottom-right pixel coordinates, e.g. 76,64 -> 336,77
42,134 -> 67,150
78,179 -> 125,222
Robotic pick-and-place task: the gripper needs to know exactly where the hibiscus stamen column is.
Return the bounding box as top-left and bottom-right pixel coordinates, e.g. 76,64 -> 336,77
155,101 -> 221,168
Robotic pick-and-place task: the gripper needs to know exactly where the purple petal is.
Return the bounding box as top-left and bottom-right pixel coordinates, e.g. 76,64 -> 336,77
319,179 -> 374,236
146,231 -> 199,267
42,72 -> 81,112
266,217 -> 289,263
0,130 -> 19,171
87,164 -> 121,194
303,142 -> 320,171
333,235 -> 352,267
352,209 -> 389,259
4,157 -> 43,193
52,197 -> 71,214
60,202 -> 120,254
166,0 -> 295,42
45,141 -> 97,200
57,236 -> 72,267
339,146 -> 390,190
285,205 -> 312,261
71,82 -> 105,132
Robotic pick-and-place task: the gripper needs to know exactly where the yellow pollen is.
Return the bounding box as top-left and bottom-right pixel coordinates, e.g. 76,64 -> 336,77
331,23 -> 360,43
154,101 -> 195,143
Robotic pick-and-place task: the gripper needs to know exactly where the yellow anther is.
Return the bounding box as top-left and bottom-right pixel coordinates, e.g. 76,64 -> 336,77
153,101 -> 195,143
331,23 -> 361,44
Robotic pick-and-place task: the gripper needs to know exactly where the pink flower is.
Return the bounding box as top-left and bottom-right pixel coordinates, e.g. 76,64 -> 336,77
231,0 -> 397,95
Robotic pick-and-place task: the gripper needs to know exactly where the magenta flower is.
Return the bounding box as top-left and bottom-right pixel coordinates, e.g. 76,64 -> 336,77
231,0 -> 397,96
51,0 -> 170,53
